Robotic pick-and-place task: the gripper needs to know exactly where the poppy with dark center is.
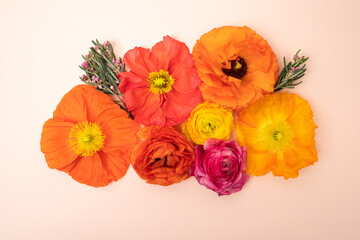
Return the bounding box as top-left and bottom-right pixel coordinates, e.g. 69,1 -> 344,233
222,57 -> 248,79
193,26 -> 279,109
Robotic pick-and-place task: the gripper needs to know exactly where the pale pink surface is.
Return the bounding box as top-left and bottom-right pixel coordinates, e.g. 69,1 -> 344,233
1,0 -> 360,239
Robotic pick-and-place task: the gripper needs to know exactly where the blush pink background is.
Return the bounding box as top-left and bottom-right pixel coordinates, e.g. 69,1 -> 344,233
1,0 -> 359,239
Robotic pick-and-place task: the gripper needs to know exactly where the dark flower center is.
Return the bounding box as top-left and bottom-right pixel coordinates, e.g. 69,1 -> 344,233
222,57 -> 247,79
221,158 -> 232,175
154,156 -> 170,167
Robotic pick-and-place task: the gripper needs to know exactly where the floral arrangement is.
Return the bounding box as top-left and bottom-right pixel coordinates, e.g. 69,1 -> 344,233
41,26 -> 317,196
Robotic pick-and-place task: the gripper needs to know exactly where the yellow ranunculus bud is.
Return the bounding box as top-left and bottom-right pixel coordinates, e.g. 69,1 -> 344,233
182,102 -> 235,145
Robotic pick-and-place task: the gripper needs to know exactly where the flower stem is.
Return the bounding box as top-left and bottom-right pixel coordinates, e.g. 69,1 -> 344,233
79,39 -> 133,119
274,50 -> 309,91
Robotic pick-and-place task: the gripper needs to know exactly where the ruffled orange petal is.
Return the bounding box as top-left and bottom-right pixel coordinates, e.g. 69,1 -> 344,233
97,151 -> 131,181
246,149 -> 276,176
272,151 -> 300,179
200,84 -> 238,109
291,144 -> 318,169
69,154 -> 113,187
52,87 -> 88,124
41,119 -> 78,169
247,71 -> 275,92
98,105 -> 140,153
235,79 -> 256,107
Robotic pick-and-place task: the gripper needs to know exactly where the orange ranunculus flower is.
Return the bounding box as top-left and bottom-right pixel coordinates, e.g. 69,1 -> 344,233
118,36 -> 201,127
131,126 -> 195,186
193,26 -> 279,109
236,92 -> 318,179
41,85 -> 140,187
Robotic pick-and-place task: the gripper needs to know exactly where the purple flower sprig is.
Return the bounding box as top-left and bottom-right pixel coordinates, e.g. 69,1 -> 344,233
274,49 -> 309,91
79,39 -> 132,118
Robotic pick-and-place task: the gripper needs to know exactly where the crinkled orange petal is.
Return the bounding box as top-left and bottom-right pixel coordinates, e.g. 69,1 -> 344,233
246,149 -> 276,176
98,106 -> 140,153
52,90 -> 87,124
69,154 -> 112,187
97,151 -> 130,181
272,151 -> 300,179
41,119 -> 78,169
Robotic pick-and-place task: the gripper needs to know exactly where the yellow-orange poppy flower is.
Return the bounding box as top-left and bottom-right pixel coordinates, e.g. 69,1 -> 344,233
193,26 -> 279,109
236,92 -> 317,179
41,85 -> 140,187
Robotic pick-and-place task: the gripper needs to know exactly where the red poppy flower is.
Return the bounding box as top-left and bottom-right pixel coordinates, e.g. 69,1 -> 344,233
117,36 -> 202,127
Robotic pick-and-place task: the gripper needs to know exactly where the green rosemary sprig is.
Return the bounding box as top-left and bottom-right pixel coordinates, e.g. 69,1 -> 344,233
274,50 -> 309,91
79,39 -> 133,119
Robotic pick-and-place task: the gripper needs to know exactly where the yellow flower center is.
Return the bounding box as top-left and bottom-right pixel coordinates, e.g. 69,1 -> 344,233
68,121 -> 105,157
262,121 -> 294,152
148,70 -> 174,94
233,61 -> 242,70
182,102 -> 235,145
203,122 -> 216,133
274,131 -> 283,140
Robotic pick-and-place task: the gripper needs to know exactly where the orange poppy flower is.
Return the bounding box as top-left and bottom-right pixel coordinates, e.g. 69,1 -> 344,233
118,36 -> 201,127
131,126 -> 195,186
40,85 -> 140,187
193,26 -> 279,109
236,92 -> 318,179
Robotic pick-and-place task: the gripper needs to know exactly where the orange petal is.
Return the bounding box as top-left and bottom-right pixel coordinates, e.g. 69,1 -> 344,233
272,152 -> 299,179
97,151 -> 131,181
52,85 -> 89,123
99,107 -> 140,153
69,154 -> 113,187
246,149 -> 276,176
41,119 -> 78,169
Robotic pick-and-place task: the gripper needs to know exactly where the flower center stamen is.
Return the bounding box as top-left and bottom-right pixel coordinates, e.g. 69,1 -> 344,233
274,131 -> 283,140
262,121 -> 294,152
204,122 -> 215,133
69,121 -> 105,157
222,57 -> 247,79
148,70 -> 174,94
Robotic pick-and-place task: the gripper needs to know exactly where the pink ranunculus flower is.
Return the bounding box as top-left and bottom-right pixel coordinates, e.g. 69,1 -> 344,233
190,139 -> 249,196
